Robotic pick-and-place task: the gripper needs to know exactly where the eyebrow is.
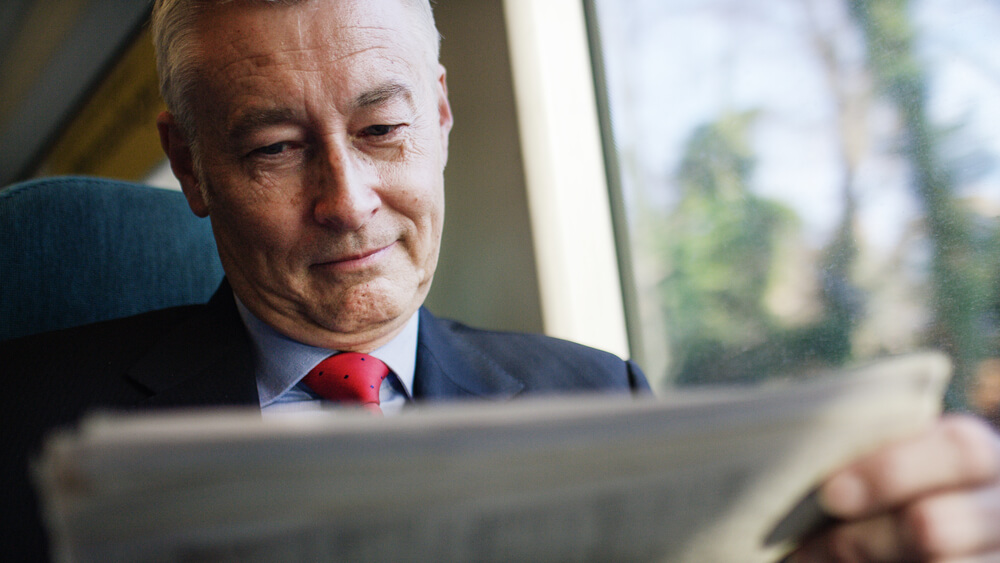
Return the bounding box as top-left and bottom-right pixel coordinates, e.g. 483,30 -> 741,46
225,82 -> 417,141
226,107 -> 299,142
352,82 -> 415,110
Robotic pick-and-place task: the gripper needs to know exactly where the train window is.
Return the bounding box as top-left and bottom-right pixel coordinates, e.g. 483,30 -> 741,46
588,0 -> 1000,415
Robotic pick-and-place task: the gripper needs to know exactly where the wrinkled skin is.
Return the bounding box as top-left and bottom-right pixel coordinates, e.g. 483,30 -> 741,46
158,0 -> 452,352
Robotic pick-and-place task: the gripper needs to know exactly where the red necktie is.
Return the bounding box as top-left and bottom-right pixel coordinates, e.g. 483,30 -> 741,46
301,353 -> 390,414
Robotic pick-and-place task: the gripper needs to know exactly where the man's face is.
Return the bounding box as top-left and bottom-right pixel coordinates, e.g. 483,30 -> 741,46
161,0 -> 452,351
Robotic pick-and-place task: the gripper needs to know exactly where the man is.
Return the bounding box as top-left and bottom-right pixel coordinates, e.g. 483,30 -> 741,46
2,1 -> 643,558
2,0 -> 999,560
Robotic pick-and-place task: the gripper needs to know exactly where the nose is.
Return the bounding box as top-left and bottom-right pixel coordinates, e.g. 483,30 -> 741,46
312,140 -> 381,231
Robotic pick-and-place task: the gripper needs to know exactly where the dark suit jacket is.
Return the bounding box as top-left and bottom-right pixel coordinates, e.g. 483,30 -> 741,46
1,283 -> 649,560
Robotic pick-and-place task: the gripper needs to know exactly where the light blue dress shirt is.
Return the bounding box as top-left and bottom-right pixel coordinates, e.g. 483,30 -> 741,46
235,297 -> 418,416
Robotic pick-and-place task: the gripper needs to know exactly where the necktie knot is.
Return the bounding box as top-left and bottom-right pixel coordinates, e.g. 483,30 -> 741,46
302,353 -> 389,412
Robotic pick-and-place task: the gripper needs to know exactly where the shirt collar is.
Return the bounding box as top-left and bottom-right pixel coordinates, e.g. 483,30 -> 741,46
234,296 -> 419,408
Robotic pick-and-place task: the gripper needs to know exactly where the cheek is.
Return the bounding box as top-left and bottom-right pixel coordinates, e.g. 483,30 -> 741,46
404,185 -> 443,247
380,156 -> 444,220
207,181 -> 304,260
380,181 -> 442,276
415,192 -> 444,276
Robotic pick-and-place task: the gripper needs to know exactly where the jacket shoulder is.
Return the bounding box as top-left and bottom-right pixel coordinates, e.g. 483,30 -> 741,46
423,312 -> 650,393
1,304 -> 211,418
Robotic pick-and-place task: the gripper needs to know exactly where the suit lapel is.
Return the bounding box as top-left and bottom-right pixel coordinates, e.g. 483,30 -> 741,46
126,283 -> 259,408
124,295 -> 521,407
413,308 -> 525,400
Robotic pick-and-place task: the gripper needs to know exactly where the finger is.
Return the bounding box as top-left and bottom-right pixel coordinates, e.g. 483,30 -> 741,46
820,415 -> 1000,519
937,553 -> 1000,563
902,481 -> 1000,557
789,513 -> 911,563
792,481 -> 1000,562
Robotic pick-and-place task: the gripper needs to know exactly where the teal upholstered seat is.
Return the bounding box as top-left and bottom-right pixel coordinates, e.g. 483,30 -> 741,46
0,176 -> 224,341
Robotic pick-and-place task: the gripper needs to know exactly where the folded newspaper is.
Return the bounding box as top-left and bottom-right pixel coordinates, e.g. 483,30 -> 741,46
35,352 -> 950,562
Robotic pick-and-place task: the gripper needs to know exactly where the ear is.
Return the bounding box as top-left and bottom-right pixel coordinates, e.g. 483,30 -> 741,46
435,64 -> 453,166
156,111 -> 210,217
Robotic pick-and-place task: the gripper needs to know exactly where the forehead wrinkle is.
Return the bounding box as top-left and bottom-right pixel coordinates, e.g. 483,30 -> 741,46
249,21 -> 401,68
208,21 -> 395,75
193,11 -> 432,139
197,12 -> 423,89
211,43 -> 393,89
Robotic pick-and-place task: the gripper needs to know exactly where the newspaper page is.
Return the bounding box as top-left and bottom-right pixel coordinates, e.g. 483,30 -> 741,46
34,352 -> 950,562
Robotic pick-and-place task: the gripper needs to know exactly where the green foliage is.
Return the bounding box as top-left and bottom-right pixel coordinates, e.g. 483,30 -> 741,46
657,113 -> 807,383
657,116 -> 873,384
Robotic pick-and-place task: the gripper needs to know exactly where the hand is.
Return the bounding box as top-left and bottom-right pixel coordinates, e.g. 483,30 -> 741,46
791,415 -> 1000,562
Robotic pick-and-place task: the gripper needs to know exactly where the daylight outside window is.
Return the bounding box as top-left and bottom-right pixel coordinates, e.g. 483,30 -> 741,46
588,0 -> 1000,417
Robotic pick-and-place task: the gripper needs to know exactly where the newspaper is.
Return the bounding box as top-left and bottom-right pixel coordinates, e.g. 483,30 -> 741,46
35,352 -> 950,562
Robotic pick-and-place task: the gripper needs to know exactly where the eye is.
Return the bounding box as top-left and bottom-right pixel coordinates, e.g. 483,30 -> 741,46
360,124 -> 400,138
252,142 -> 290,156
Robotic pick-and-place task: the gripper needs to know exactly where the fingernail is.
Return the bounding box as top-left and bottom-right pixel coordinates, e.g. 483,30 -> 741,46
819,471 -> 867,516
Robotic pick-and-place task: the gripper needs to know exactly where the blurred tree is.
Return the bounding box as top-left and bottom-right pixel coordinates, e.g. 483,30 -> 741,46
849,0 -> 989,410
658,113 -> 800,384
660,104 -> 878,385
645,0 -> 998,393
804,0 -> 870,367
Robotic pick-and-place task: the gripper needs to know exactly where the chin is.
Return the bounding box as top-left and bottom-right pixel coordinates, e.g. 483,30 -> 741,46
313,281 -> 417,333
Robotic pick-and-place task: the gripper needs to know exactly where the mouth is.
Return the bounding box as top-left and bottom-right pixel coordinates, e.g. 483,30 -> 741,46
313,242 -> 396,272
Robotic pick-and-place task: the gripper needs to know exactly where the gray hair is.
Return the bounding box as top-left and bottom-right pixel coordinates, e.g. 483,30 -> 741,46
150,0 -> 441,140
